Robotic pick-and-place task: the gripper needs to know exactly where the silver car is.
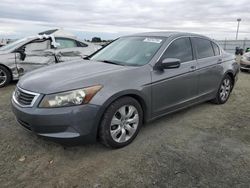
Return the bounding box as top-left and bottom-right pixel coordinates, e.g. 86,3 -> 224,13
240,52 -> 250,72
0,33 -> 101,87
11,32 -> 239,148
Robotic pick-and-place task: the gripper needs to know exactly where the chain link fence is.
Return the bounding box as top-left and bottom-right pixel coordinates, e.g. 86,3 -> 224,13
217,39 -> 250,54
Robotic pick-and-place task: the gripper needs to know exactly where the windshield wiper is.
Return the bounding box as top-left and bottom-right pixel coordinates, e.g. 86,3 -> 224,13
99,60 -> 125,66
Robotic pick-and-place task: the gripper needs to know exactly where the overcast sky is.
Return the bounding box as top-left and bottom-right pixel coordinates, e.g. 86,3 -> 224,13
0,0 -> 249,40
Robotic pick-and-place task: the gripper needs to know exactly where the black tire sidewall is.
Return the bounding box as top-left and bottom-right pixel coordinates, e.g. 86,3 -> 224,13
0,65 -> 11,87
99,97 -> 143,148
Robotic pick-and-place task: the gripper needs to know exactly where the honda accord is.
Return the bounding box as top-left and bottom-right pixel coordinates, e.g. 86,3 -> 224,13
12,32 -> 239,148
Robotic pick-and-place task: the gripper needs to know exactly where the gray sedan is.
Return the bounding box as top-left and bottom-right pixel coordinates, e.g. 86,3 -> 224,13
11,32 -> 239,148
0,35 -> 101,87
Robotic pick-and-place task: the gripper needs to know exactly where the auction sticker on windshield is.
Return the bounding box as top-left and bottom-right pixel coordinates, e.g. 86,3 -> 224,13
143,38 -> 162,43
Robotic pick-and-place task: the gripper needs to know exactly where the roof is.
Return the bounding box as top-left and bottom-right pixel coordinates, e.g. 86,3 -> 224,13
128,31 -> 209,39
38,29 -> 76,39
38,29 -> 58,35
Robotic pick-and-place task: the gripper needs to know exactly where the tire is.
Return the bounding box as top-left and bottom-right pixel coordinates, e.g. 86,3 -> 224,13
99,97 -> 143,148
211,75 -> 233,104
0,65 -> 11,88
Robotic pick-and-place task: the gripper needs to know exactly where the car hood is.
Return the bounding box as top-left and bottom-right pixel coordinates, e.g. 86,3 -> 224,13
18,60 -> 133,94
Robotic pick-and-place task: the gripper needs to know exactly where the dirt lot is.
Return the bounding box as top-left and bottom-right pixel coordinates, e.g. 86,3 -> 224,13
0,72 -> 250,188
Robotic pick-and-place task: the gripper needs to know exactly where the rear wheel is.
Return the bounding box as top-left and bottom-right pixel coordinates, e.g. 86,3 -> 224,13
0,65 -> 11,88
211,75 -> 233,104
99,97 -> 143,148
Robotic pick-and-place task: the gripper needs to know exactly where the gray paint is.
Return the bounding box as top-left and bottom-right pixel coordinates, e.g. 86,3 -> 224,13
12,32 -> 239,142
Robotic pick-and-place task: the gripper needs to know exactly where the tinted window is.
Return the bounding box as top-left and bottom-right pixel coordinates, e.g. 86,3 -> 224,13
161,38 -> 193,63
55,38 -> 77,49
212,42 -> 220,56
194,38 -> 214,59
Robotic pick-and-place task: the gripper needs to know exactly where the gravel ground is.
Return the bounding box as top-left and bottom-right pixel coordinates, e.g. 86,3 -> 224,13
0,72 -> 250,188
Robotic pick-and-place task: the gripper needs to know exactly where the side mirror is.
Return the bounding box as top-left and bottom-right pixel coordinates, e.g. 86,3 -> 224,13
155,58 -> 181,70
15,47 -> 26,61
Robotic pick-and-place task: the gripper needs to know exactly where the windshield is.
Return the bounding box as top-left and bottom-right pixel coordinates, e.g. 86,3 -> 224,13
90,36 -> 166,66
0,38 -> 27,51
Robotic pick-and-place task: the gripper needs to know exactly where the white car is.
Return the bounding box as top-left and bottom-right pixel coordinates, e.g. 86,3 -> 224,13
0,29 -> 101,87
240,52 -> 250,72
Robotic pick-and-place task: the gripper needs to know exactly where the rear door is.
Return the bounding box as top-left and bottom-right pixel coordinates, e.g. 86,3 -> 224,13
54,38 -> 83,62
191,37 -> 222,97
151,37 -> 198,117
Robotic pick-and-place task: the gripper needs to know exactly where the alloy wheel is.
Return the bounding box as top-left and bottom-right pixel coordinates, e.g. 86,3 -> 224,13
110,105 -> 139,143
219,78 -> 231,101
0,69 -> 7,86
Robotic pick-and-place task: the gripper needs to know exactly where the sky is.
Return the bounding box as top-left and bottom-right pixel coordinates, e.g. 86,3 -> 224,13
0,0 -> 249,40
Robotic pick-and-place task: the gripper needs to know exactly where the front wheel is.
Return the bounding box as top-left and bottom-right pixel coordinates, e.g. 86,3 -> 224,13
99,97 -> 143,148
211,75 -> 233,104
0,65 -> 11,88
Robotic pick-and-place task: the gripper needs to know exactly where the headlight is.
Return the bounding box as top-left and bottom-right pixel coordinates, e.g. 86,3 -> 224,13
39,85 -> 102,108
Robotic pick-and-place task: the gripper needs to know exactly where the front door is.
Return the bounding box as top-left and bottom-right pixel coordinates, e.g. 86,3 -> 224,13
151,37 -> 198,117
16,39 -> 56,76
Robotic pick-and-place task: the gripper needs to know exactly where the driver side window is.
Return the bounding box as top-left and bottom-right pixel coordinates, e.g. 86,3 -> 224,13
161,37 -> 193,63
25,39 -> 51,53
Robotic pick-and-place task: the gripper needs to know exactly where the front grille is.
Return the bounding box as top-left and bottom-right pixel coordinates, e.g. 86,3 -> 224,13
13,87 -> 40,107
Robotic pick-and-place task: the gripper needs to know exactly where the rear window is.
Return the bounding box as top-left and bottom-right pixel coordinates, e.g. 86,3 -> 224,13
193,38 -> 214,59
211,42 -> 220,56
55,38 -> 77,49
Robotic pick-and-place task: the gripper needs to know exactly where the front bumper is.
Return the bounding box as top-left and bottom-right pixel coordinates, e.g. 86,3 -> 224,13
11,99 -> 101,143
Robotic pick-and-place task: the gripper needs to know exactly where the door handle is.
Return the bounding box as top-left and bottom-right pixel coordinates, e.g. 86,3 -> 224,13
190,65 -> 196,70
218,58 -> 223,64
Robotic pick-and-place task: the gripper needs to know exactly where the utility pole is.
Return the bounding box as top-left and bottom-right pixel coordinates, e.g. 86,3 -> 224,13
236,18 -> 241,40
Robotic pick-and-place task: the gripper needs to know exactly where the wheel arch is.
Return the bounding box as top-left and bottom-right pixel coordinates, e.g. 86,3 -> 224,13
94,90 -> 150,139
224,70 -> 235,88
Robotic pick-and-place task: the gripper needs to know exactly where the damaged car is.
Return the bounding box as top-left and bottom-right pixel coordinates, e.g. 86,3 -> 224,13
0,29 -> 101,87
240,52 -> 250,72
